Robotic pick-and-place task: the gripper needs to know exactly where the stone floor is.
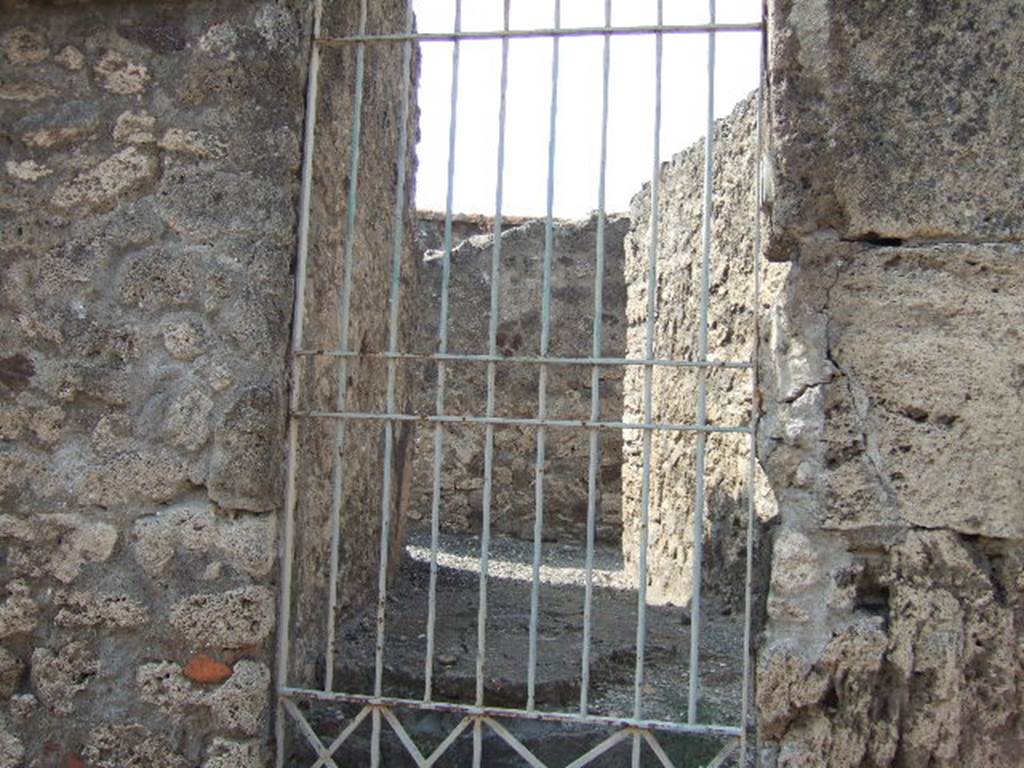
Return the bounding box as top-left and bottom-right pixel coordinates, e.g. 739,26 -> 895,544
297,531 -> 749,767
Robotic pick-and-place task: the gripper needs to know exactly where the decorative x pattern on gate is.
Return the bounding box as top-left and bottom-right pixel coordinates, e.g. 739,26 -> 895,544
283,698 -> 741,768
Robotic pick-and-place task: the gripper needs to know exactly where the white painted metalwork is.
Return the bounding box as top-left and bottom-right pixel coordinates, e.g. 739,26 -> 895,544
323,0 -> 369,696
473,2 -> 512,763
580,0 -> 613,718
424,0 -> 462,708
688,0 -> 718,727
278,0 -> 765,765
275,0 -> 322,762
631,0 -> 665,762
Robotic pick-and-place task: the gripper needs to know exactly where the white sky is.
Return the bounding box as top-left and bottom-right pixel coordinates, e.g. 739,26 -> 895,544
413,0 -> 761,217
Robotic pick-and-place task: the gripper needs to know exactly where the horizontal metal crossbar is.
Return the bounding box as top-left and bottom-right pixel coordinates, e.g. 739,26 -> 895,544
282,686 -> 743,738
279,1 -> 765,766
291,409 -> 753,434
293,348 -> 753,370
317,22 -> 762,46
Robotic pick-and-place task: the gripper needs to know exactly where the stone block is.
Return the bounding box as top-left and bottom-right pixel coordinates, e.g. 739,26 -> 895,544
767,1 -> 1024,252
0,588 -> 37,640
93,50 -> 150,95
134,502 -> 276,580
0,82 -> 57,102
154,166 -> 291,243
54,45 -> 84,71
8,694 -> 36,722
162,318 -> 207,361
162,387 -> 214,452
116,246 -> 204,311
53,591 -> 149,628
208,384 -> 283,513
2,27 -> 48,65
0,647 -> 22,700
112,110 -> 156,145
30,642 -> 99,715
0,514 -> 117,584
83,723 -> 188,768
51,147 -> 159,212
6,159 -> 51,181
207,660 -> 269,735
819,243 -> 1024,539
137,659 -> 270,736
203,738 -> 262,768
0,726 -> 24,768
77,449 -> 192,507
169,586 -> 275,650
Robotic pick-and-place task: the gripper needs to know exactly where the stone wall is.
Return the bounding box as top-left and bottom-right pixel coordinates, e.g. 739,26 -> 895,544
756,2 -> 1024,765
621,96 -> 785,610
283,0 -> 419,699
0,2 -> 415,766
410,215 -> 629,543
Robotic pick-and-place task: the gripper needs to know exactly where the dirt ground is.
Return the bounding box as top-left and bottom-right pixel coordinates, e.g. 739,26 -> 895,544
294,531 -> 750,767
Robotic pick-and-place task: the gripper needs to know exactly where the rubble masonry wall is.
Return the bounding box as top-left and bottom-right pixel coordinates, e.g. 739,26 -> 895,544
755,2 -> 1024,765
0,1 -> 415,766
410,215 -> 629,544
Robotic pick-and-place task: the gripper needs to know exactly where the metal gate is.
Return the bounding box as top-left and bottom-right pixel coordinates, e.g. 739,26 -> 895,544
277,0 -> 765,765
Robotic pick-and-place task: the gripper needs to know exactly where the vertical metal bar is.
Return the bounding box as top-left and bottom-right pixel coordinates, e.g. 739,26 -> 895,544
527,0 -> 560,713
633,3 -> 664,765
739,12 -> 767,763
324,0 -> 369,695
370,706 -> 381,767
472,717 -> 484,766
580,0 -> 612,716
688,0 -> 716,726
371,2 -> 416,764
276,2 -> 322,765
424,0 -> 463,705
474,5 -> 511,765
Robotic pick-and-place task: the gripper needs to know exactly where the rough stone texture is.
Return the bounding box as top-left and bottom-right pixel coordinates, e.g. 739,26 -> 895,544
0,724 -> 23,768
133,501 -> 276,580
622,96 -> 786,609
756,240 -> 1024,766
765,0 -> 1024,256
282,0 -> 421,701
2,0 -> 416,762
83,723 -> 188,768
203,737 -> 263,768
208,384 -> 282,512
757,3 -> 1024,762
0,1 -> 318,764
54,590 -> 149,628
0,649 -> 20,701
0,512 -> 117,584
30,642 -> 100,716
170,586 -> 276,651
0,582 -> 38,640
410,215 -> 629,542
137,659 -> 270,736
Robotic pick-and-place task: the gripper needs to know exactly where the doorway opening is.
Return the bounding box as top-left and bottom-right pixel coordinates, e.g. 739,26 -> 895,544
277,1 -> 767,766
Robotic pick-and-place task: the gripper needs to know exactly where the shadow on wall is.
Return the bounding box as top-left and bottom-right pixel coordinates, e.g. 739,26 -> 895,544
408,213 -> 630,546
621,94 -> 784,614
400,95 -> 780,625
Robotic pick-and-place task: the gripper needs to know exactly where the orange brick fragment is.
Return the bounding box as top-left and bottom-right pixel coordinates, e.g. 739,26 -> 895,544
182,654 -> 232,684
